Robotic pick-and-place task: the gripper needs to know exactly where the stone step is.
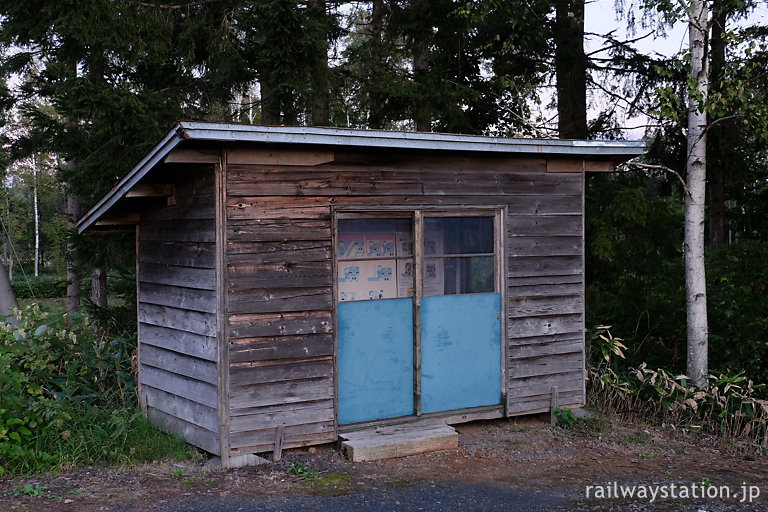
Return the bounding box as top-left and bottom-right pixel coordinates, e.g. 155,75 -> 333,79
339,422 -> 458,462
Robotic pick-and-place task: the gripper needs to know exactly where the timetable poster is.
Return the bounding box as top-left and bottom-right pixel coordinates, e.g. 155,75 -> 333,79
423,258 -> 444,296
397,259 -> 414,298
338,233 -> 365,259
365,233 -> 395,258
396,231 -> 413,257
338,260 -> 397,301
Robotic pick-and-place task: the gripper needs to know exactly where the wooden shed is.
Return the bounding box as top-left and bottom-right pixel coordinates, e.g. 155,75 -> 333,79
77,122 -> 644,466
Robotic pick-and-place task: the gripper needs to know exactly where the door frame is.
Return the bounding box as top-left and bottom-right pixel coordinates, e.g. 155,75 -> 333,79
332,206 -> 508,427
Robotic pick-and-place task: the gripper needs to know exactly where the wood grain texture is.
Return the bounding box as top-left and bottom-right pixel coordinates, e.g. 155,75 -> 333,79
141,344 -> 218,384
229,311 -> 332,339
139,283 -> 217,314
144,384 -> 219,432
141,365 -> 218,409
230,335 -> 333,363
140,324 -> 217,361
230,359 -> 333,387
228,288 -> 332,315
228,262 -> 332,289
138,241 -> 215,268
229,377 -> 334,410
139,303 -> 216,337
147,408 -> 219,455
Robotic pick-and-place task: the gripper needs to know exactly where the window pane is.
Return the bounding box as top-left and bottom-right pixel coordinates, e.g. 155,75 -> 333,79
424,217 -> 494,255
423,216 -> 496,296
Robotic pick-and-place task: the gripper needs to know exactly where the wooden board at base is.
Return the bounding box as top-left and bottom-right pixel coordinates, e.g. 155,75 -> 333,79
339,423 -> 458,462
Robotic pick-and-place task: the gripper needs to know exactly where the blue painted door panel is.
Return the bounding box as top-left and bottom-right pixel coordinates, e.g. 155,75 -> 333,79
337,299 -> 414,424
421,293 -> 502,413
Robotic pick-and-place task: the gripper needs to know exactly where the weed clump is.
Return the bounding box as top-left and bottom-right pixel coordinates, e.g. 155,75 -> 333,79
0,305 -> 189,475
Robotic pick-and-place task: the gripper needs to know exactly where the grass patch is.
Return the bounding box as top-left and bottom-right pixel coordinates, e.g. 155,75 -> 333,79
302,472 -> 354,496
0,304 -> 194,476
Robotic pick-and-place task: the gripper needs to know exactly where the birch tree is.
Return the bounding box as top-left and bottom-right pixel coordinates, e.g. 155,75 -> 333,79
685,0 -> 709,387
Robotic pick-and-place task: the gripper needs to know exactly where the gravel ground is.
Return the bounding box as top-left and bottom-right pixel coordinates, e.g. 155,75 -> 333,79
3,415 -> 767,512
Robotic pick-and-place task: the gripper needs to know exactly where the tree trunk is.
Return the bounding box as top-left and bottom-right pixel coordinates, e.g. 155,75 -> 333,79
0,262 -> 19,325
259,78 -> 278,125
554,0 -> 588,139
33,153 -> 40,277
91,267 -> 107,307
67,194 -> 81,314
707,5 -> 727,250
685,0 -> 709,388
413,50 -> 430,132
368,0 -> 386,129
309,0 -> 330,126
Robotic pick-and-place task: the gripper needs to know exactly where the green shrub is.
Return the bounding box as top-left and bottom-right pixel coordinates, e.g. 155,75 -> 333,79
11,274 -> 68,300
554,407 -> 577,429
0,304 -> 187,475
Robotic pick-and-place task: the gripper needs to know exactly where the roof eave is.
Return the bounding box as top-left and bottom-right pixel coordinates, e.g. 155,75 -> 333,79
77,122 -> 646,234
76,124 -> 185,234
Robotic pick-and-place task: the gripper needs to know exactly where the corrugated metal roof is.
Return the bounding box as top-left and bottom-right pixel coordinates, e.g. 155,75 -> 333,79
77,121 -> 646,233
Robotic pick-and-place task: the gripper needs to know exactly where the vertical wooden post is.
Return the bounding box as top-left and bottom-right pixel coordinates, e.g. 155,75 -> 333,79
136,225 -> 147,411
273,425 -> 285,462
216,151 -> 232,465
550,385 -> 559,426
413,211 -> 423,416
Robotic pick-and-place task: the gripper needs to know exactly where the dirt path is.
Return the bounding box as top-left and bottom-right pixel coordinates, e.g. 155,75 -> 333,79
2,415 -> 766,511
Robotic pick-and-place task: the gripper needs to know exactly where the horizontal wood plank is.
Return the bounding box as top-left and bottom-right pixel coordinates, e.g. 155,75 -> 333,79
508,374 -> 584,399
507,313 -> 583,339
229,311 -> 332,338
230,359 -> 333,387
508,256 -> 582,278
507,282 -> 583,300
139,303 -> 216,337
139,219 -> 215,243
228,262 -> 332,289
141,199 -> 216,222
147,408 -> 219,455
144,384 -> 218,432
227,169 -> 581,197
506,236 -> 582,257
507,215 -> 582,236
508,352 -> 584,379
227,148 -> 334,166
508,295 -> 583,319
141,365 -> 218,409
140,283 -> 217,314
230,334 -> 334,363
229,420 -> 335,451
507,332 -> 584,347
138,241 -> 215,268
139,263 -> 216,290
506,389 -> 583,415
228,219 -> 330,242
140,324 -> 217,361
229,377 -> 334,410
228,288 -> 332,315
141,344 -> 218,385
508,339 -> 584,359
230,400 -> 334,431
227,240 -> 331,264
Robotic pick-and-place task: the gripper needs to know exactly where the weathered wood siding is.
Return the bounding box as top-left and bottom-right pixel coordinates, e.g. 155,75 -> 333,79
138,168 -> 220,454
226,150 -> 585,453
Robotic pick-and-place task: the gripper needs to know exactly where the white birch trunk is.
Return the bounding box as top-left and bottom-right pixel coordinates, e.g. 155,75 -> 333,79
685,0 -> 709,388
33,154 -> 39,277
